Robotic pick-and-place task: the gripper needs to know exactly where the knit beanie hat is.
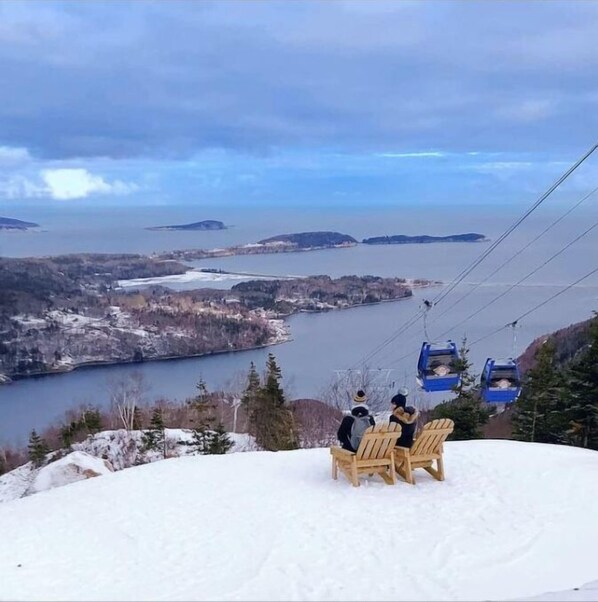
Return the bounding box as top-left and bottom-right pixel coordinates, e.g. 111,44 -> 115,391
353,389 -> 367,403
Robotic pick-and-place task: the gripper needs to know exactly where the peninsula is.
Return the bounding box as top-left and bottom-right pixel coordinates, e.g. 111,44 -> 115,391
362,233 -> 487,245
147,220 -> 227,231
0,253 -> 434,382
0,217 -> 40,231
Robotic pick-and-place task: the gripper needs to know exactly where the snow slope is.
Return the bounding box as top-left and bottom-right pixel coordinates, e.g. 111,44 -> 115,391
0,440 -> 597,601
0,430 -> 256,503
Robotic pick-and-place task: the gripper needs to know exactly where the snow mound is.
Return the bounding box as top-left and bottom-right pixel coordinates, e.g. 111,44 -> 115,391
29,452 -> 113,495
0,440 -> 597,601
519,579 -> 598,601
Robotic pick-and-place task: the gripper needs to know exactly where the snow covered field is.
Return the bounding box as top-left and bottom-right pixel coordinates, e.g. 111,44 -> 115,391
0,440 -> 597,601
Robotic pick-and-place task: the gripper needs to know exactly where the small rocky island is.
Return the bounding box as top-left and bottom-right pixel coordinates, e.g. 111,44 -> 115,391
0,217 -> 40,231
158,231 -> 357,261
258,231 -> 357,248
147,220 -> 226,231
362,233 -> 487,244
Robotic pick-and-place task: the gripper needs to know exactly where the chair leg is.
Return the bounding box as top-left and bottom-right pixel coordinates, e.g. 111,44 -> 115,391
437,456 -> 445,481
350,459 -> 359,487
390,454 -> 397,485
404,454 -> 415,484
332,456 -> 338,480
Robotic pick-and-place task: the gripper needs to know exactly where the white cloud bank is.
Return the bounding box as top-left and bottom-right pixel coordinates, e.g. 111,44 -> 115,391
40,168 -> 137,200
0,168 -> 138,200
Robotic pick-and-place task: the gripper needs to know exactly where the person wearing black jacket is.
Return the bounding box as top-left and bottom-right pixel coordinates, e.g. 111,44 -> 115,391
337,390 -> 375,452
389,402 -> 419,449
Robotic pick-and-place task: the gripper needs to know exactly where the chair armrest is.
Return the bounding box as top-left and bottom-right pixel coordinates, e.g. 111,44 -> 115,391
394,446 -> 410,457
330,446 -> 355,459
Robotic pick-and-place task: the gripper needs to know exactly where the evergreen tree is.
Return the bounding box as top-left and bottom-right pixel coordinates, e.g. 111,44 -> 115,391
189,378 -> 215,454
241,362 -> 261,407
512,341 -> 568,443
141,407 -> 166,457
249,354 -> 298,451
562,316 -> 598,449
83,407 -> 103,435
205,423 -> 233,455
132,406 -> 143,430
28,430 -> 49,467
60,421 -> 78,448
432,338 -> 492,440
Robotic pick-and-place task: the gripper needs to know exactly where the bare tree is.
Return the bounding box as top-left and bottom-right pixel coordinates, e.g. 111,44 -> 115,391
320,366 -> 396,414
107,372 -> 149,430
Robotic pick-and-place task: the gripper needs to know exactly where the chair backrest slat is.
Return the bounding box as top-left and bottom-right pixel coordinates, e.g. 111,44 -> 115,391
410,419 -> 454,457
356,423 -> 401,460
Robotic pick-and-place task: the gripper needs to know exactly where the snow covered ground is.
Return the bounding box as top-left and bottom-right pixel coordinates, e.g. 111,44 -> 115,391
117,269 -> 282,290
0,440 -> 597,601
0,430 -> 256,502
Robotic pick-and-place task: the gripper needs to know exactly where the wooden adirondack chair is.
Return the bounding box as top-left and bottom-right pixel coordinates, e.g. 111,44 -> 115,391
394,418 -> 454,485
330,423 -> 402,487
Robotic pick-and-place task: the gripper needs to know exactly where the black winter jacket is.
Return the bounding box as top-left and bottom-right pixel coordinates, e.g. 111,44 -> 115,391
389,406 -> 419,449
337,406 -> 375,452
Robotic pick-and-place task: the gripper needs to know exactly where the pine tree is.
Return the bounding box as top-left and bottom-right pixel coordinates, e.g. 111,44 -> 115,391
141,407 -> 166,457
249,354 -> 298,451
132,406 -> 143,430
60,421 -> 78,448
241,362 -> 261,407
189,378 -> 214,454
83,407 -> 103,435
562,316 -> 598,449
205,423 -> 233,455
432,338 -> 493,440
512,341 -> 568,443
28,430 -> 49,467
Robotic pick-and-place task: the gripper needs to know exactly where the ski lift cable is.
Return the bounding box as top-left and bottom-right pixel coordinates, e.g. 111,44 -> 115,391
347,143 -> 598,370
349,308 -> 426,370
429,143 -> 598,309
377,181 -> 598,368
436,213 -> 598,340
469,265 -> 598,348
431,184 -> 598,325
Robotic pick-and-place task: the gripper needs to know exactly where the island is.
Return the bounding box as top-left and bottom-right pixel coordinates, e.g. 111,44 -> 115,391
158,231 -> 358,262
0,253 -> 436,382
258,231 -> 357,248
147,220 -> 227,231
362,233 -> 487,245
0,217 -> 40,231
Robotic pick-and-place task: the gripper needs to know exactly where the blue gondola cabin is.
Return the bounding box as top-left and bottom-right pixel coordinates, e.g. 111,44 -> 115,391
481,358 -> 521,403
416,341 -> 461,392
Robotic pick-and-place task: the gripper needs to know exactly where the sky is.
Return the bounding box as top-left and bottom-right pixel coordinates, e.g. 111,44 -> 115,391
1,0 -> 597,207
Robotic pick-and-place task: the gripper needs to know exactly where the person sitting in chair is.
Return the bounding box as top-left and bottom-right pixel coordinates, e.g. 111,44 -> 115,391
389,397 -> 419,449
337,390 -> 375,452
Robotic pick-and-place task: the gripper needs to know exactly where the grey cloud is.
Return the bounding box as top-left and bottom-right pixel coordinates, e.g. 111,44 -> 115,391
1,1 -> 598,159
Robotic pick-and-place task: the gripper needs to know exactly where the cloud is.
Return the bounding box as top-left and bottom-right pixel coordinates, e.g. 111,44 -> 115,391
40,168 -> 138,200
0,2 -> 597,159
375,151 -> 445,159
0,168 -> 138,200
0,146 -> 31,165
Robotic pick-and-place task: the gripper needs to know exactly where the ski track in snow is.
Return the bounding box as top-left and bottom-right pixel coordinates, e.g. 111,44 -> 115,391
0,440 -> 597,601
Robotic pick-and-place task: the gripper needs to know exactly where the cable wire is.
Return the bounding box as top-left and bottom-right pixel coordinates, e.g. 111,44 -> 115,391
346,143 -> 598,369
437,214 -> 598,340
469,265 -> 598,348
431,184 -> 598,324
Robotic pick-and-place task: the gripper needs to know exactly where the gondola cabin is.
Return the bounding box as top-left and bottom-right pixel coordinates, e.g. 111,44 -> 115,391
416,341 -> 461,392
481,358 -> 521,403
